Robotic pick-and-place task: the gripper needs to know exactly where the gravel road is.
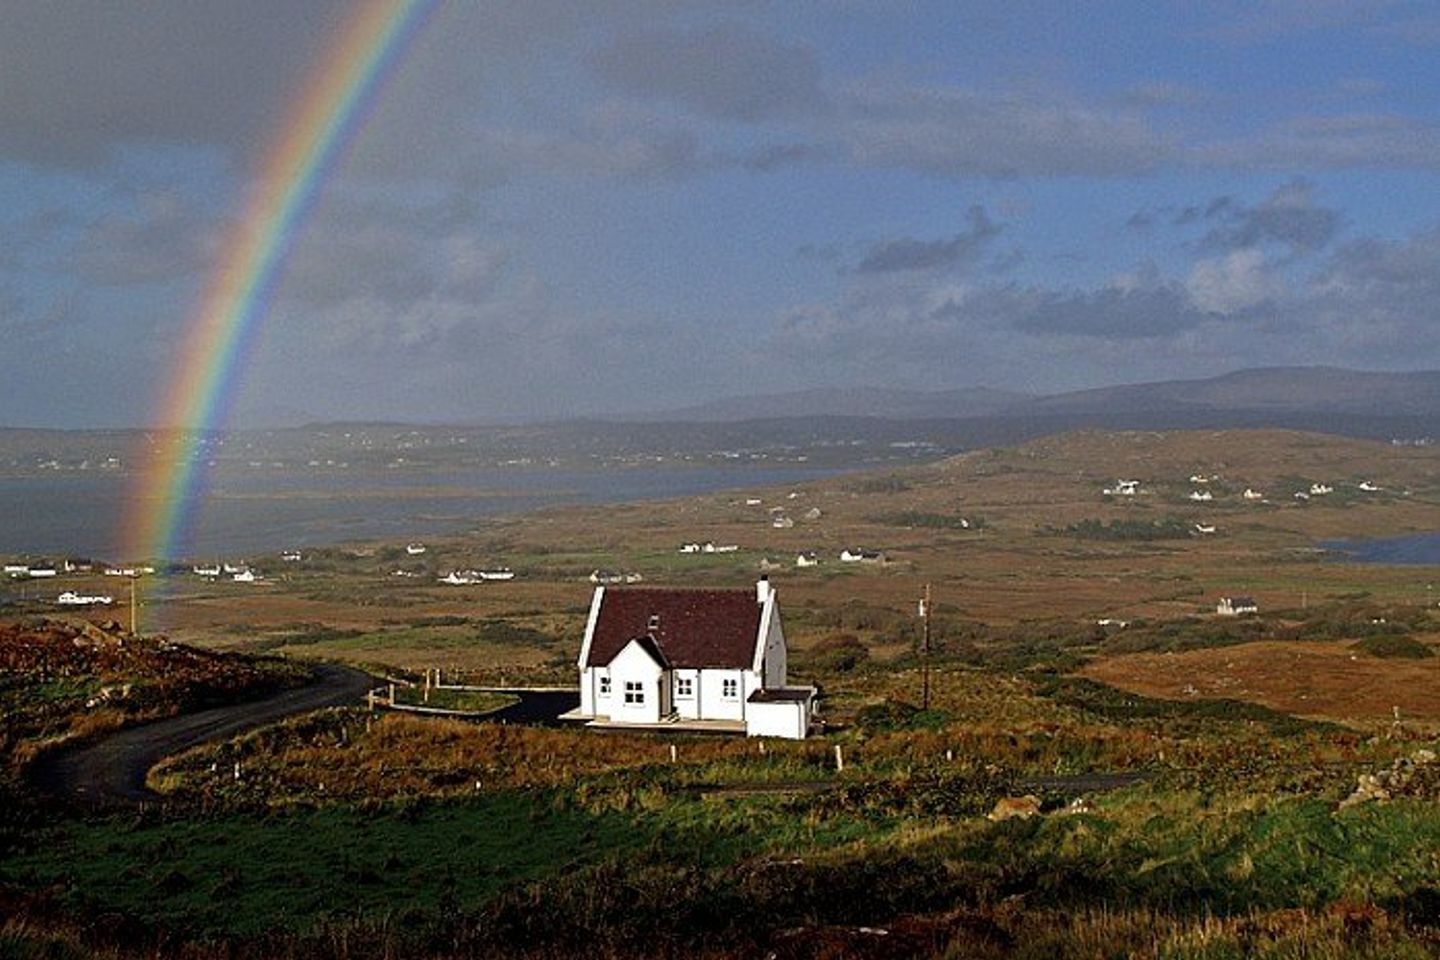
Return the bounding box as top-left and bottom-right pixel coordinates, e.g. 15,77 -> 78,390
27,663 -> 374,809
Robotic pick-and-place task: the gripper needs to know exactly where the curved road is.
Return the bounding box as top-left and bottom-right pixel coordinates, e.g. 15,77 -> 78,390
28,663 -> 374,809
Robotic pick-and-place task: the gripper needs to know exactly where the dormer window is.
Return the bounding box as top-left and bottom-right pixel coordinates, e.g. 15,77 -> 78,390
648,614 -> 661,631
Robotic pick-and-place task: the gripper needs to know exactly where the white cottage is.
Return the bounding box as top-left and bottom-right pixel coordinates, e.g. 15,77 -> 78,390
572,578 -> 815,739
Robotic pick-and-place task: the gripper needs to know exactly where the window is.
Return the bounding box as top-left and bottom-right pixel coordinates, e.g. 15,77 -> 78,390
676,676 -> 694,698
722,678 -> 738,700
599,675 -> 611,697
624,681 -> 645,705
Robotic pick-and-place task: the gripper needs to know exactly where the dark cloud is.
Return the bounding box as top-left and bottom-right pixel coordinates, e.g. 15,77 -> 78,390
1010,282 -> 1210,339
590,23 -> 826,123
854,206 -> 1000,274
67,191 -> 216,287
0,1 -> 350,166
1198,179 -> 1341,252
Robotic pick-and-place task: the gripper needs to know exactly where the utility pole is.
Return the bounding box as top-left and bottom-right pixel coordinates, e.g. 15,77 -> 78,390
920,582 -> 932,711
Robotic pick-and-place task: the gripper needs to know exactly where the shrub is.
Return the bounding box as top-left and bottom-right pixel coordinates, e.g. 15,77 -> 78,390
1353,635 -> 1435,660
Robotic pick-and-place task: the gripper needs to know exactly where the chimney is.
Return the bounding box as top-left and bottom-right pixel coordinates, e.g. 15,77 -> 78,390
756,575 -> 771,604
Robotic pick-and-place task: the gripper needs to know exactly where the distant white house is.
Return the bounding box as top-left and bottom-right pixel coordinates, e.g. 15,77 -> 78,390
439,570 -> 480,585
477,568 -> 515,581
406,543 -> 427,555
1310,483 -> 1333,496
1103,479 -> 1140,496
280,551 -> 303,562
1358,481 -> 1382,492
772,516 -> 794,529
3,564 -> 28,577
590,570 -> 644,585
1193,523 -> 1217,535
1242,488 -> 1265,500
570,578 -> 815,739
795,551 -> 820,568
57,591 -> 112,606
192,564 -> 221,578
1216,596 -> 1258,616
1188,490 -> 1213,502
27,565 -> 58,578
232,569 -> 260,583
680,541 -> 738,554
840,548 -> 886,564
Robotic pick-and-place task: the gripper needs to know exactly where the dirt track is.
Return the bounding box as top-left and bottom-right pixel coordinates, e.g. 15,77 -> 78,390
27,663 -> 374,809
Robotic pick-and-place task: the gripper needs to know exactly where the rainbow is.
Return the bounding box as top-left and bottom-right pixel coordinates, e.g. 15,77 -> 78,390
122,0 -> 437,587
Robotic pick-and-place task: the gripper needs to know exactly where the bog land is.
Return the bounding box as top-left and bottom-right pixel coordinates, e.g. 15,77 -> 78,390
4,428 -> 1440,959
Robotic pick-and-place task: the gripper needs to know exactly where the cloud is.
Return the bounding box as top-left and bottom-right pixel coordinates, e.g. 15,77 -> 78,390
854,206 -> 1000,274
1200,112 -> 1440,171
1198,179 -> 1342,253
1186,249 -> 1284,314
0,1 -> 353,167
836,84 -> 1172,178
590,23 -> 826,123
1207,0 -> 1403,43
472,112 -> 707,182
1009,281 -> 1211,339
67,190 -> 217,286
1119,81 -> 1208,109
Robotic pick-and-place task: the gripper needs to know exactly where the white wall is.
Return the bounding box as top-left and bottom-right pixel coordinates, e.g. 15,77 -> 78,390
608,641 -> 667,724
697,668 -> 748,721
745,700 -> 809,739
580,665 -> 614,718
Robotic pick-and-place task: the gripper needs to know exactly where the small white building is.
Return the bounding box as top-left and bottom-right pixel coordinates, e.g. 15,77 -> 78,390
795,551 -> 820,568
1216,596 -> 1258,616
840,548 -> 886,564
571,578 -> 815,738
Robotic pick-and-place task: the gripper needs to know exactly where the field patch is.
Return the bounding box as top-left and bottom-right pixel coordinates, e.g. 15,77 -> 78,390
1081,639 -> 1440,724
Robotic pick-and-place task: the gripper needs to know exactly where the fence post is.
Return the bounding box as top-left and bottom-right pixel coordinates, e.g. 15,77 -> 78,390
388,683 -> 395,705
670,744 -> 678,763
834,744 -> 844,772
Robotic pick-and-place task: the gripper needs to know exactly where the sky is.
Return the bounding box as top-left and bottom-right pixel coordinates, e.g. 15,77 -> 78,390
3,0 -> 1440,428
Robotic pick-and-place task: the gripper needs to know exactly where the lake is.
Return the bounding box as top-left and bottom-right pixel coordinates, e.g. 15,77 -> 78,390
1323,533 -> 1440,566
0,464 -> 844,560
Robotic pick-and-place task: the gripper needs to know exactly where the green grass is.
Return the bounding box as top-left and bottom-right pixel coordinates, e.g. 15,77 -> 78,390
391,687 -> 517,713
3,795 -> 645,936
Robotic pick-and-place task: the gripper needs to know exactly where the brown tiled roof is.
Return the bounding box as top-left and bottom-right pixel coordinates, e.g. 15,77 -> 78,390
586,588 -> 763,669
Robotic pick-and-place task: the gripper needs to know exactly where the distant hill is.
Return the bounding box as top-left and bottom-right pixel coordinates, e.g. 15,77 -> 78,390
640,368 -> 1440,423
1019,367 -> 1440,417
637,386 -> 1032,422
